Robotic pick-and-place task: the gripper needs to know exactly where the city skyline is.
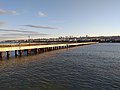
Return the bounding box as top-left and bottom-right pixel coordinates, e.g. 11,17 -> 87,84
0,0 -> 120,40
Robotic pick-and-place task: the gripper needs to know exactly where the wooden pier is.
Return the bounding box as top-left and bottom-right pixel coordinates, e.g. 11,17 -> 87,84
0,42 -> 97,58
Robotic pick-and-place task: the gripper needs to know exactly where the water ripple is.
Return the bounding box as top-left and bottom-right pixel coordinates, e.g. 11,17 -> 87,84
0,43 -> 120,90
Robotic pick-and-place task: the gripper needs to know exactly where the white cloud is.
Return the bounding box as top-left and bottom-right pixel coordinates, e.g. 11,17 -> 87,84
22,25 -> 57,29
38,11 -> 46,17
0,9 -> 17,15
0,29 -> 38,34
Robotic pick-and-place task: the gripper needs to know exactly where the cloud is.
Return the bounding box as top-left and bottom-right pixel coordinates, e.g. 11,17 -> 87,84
0,33 -> 48,36
0,9 -> 17,15
0,29 -> 48,41
0,29 -> 38,34
0,29 -> 49,37
22,25 -> 57,29
38,11 -> 46,17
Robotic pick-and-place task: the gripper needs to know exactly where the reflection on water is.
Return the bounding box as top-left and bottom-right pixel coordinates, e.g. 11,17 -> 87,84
0,49 -> 60,67
0,43 -> 120,90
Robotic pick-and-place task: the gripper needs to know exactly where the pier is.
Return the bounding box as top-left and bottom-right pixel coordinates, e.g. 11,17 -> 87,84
0,42 -> 97,58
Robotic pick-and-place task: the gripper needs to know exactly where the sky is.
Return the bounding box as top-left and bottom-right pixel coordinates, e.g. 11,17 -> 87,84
0,0 -> 120,40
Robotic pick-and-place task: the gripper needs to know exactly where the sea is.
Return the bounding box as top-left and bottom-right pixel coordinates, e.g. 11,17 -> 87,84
0,43 -> 120,90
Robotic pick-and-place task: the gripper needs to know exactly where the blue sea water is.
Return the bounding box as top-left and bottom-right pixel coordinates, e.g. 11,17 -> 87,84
0,43 -> 120,90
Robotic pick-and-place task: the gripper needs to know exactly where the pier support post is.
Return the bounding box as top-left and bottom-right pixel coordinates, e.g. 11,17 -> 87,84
59,46 -> 61,49
0,52 -> 4,58
6,51 -> 10,58
46,48 -> 47,51
52,47 -> 54,50
43,48 -> 45,52
46,48 -> 48,51
50,47 -> 53,51
43,48 -> 47,52
15,50 -> 18,56
19,50 -> 22,56
48,47 -> 50,51
55,47 -> 57,50
40,48 -> 43,52
34,48 -> 39,54
27,49 -> 31,55
51,47 -> 53,50
38,48 -> 43,53
61,46 -> 62,49
67,45 -> 69,48
54,47 -> 56,50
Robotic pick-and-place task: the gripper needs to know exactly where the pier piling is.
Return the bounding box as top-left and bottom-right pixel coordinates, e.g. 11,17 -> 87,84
0,52 -> 4,58
19,50 -> 22,56
27,49 -> 31,55
7,51 -> 10,58
15,50 -> 18,56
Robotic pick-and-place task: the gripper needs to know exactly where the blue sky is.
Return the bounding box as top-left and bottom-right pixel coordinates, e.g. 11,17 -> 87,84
0,0 -> 120,40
